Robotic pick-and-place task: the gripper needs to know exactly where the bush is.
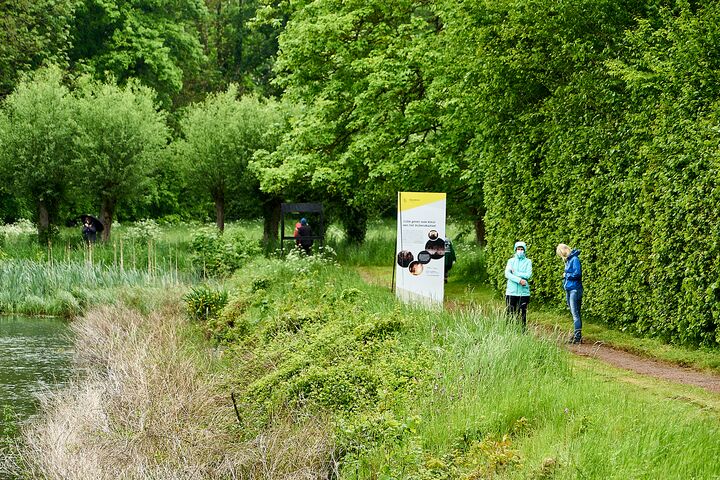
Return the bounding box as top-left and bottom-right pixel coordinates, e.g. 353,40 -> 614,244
183,285 -> 228,322
190,227 -> 262,278
124,219 -> 161,243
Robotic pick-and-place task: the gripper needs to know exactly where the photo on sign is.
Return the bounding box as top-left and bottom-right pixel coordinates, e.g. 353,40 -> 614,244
425,238 -> 446,259
417,251 -> 431,264
397,250 -> 413,268
408,261 -> 424,276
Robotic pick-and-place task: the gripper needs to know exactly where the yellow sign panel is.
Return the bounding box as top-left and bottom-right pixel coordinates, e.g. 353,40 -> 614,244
398,192 -> 446,212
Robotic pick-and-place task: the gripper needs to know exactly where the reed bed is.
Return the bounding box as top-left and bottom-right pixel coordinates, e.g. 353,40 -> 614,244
10,303 -> 335,479
0,259 -> 185,316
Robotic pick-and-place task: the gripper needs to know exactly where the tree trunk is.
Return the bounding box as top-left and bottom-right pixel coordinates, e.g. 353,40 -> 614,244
37,200 -> 51,242
214,193 -> 225,232
473,209 -> 486,245
343,205 -> 367,244
262,197 -> 281,246
100,197 -> 116,242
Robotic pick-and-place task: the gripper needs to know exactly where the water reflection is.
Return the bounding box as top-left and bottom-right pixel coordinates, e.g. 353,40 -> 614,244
0,316 -> 73,421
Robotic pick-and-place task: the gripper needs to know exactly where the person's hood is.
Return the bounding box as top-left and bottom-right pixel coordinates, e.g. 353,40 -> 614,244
568,249 -> 580,259
514,241 -> 527,252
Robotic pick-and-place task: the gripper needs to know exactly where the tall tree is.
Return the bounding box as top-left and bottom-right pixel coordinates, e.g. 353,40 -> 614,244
0,0 -> 80,99
254,0 -> 453,241
176,85 -> 282,231
0,67 -> 78,240
68,0 -> 207,108
199,0 -> 284,96
74,78 -> 169,241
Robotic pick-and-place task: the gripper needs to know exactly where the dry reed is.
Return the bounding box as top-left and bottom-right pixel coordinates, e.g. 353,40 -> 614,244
14,303 -> 335,479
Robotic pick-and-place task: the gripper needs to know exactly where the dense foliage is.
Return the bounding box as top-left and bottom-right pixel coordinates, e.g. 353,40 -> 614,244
2,0 -> 720,344
481,1 -> 720,346
0,0 -> 79,98
175,87 -> 283,231
74,79 -> 170,240
0,67 -> 78,240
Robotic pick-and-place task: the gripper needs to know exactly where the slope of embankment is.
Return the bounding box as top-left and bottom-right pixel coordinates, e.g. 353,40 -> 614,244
11,256 -> 720,478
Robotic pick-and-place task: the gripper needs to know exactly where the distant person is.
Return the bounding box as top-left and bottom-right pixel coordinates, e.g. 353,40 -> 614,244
293,221 -> 302,243
297,218 -> 314,255
82,216 -> 97,244
557,243 -> 583,344
505,241 -> 532,330
444,238 -> 456,283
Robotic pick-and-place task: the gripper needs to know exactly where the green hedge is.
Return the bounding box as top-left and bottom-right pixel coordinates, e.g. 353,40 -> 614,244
483,2 -> 720,346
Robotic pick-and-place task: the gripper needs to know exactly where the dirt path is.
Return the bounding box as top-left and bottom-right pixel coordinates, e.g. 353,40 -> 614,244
355,267 -> 720,396
568,341 -> 720,394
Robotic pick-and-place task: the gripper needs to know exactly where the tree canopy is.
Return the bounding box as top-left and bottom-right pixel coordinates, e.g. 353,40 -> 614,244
0,67 -> 78,239
0,0 -> 80,99
175,86 -> 282,231
74,78 -> 169,240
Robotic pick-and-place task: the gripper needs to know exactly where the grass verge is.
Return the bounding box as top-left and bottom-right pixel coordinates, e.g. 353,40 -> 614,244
8,245 -> 720,478
361,264 -> 720,375
193,258 -> 720,478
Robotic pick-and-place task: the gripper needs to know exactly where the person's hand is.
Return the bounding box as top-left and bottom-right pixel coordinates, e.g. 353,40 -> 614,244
519,279 -> 527,286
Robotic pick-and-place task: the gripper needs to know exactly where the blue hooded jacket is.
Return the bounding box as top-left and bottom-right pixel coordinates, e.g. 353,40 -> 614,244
563,249 -> 582,291
505,241 -> 532,296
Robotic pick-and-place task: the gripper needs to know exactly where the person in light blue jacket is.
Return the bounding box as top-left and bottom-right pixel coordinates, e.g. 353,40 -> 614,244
557,243 -> 583,344
505,241 -> 532,329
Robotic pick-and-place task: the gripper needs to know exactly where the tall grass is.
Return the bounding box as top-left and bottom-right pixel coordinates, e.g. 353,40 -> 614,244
8,303 -> 335,479
199,259 -> 720,479
343,306 -> 720,478
1,225 -> 193,271
0,219 -> 250,316
0,259 -> 185,316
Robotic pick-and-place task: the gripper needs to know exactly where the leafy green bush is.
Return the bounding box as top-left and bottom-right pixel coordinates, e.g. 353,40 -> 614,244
481,2 -> 720,346
185,256 -> 429,440
124,219 -> 161,243
183,285 -> 228,323
189,227 -> 262,278
180,258 -> 720,479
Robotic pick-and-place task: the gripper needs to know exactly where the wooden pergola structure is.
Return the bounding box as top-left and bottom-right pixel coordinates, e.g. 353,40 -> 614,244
279,202 -> 325,255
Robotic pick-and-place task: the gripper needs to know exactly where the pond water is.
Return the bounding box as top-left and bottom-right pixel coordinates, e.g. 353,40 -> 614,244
0,316 -> 73,432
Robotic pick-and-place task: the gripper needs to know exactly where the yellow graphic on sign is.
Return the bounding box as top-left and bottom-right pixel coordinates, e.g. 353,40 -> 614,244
398,192 -> 446,212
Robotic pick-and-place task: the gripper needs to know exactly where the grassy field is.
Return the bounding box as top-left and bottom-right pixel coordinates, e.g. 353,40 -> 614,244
13,257 -> 720,478
6,217 -> 720,478
214,258 -> 720,478
2,216 -> 719,370
2,216 -> 718,369
0,220 -> 262,316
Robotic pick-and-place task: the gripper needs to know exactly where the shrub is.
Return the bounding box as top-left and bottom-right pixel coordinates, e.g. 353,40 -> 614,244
183,285 -> 228,322
450,242 -> 487,283
123,219 -> 161,243
190,227 -> 262,278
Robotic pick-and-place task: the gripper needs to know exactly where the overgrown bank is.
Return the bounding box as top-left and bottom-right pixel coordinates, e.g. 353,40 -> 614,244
11,256 -> 720,478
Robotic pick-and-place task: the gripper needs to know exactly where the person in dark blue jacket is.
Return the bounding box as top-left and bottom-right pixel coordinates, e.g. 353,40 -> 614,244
557,243 -> 583,344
